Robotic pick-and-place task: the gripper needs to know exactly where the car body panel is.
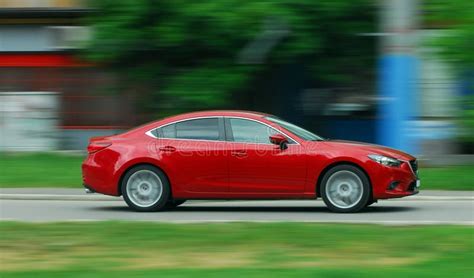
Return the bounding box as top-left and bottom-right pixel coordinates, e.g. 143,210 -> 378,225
227,142 -> 307,194
82,110 -> 419,201
154,138 -> 228,194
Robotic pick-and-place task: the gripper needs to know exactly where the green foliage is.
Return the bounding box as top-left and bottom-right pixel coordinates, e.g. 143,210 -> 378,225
84,0 -> 376,114
424,0 -> 474,71
424,1 -> 474,144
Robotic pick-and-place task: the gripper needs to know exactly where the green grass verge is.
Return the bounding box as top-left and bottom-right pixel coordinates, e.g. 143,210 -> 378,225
421,166 -> 474,190
0,153 -> 84,188
0,222 -> 472,277
0,153 -> 473,190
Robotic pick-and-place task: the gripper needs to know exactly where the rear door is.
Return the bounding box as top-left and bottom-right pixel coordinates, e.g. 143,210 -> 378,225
225,117 -> 307,194
154,117 -> 228,194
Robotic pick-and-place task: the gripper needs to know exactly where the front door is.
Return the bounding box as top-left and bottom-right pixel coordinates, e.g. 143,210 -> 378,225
226,117 -> 307,194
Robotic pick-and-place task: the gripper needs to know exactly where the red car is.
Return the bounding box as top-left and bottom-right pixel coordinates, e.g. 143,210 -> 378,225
82,110 -> 419,213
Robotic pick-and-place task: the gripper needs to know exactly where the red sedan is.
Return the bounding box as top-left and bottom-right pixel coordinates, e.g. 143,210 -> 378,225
82,110 -> 419,213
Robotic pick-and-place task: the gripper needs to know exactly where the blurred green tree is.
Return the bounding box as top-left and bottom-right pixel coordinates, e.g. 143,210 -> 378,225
84,0 -> 375,116
424,0 -> 474,70
424,0 -> 474,145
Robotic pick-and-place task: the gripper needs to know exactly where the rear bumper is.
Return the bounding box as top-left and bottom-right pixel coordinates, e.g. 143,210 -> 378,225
83,184 -> 95,193
81,153 -> 120,196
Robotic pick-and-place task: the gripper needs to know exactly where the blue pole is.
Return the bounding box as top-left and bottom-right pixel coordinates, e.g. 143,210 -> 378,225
377,0 -> 419,154
378,55 -> 418,154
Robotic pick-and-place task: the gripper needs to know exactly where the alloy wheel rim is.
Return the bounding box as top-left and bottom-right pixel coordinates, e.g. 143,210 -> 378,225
126,170 -> 163,207
326,170 -> 363,209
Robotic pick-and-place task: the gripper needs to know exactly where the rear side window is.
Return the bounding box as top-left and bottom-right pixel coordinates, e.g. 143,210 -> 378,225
160,124 -> 176,138
156,118 -> 220,141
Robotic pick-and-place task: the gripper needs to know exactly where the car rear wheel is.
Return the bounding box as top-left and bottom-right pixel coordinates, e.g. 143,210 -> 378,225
321,165 -> 371,213
121,165 -> 170,212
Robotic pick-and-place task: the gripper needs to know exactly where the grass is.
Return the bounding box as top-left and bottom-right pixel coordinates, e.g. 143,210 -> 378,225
0,153 -> 473,190
421,166 -> 474,190
0,153 -> 84,188
0,222 -> 472,277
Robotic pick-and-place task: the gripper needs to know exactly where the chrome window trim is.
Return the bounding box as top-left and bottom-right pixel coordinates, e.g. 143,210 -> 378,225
145,129 -> 158,139
145,115 -> 300,145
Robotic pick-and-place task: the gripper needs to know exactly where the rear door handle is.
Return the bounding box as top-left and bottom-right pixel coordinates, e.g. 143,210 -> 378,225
231,150 -> 247,157
159,146 -> 176,152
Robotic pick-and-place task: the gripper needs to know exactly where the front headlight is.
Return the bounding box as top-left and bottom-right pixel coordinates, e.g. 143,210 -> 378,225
368,154 -> 401,167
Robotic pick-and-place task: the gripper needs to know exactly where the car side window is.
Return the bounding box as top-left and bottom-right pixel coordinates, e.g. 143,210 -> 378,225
160,124 -> 176,138
228,118 -> 290,144
156,118 -> 220,141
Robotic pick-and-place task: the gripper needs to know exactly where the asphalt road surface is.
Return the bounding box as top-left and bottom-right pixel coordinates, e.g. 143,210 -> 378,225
1,198 -> 473,225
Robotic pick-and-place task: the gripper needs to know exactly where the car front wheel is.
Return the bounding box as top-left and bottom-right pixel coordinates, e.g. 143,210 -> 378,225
121,165 -> 170,212
320,165 -> 371,213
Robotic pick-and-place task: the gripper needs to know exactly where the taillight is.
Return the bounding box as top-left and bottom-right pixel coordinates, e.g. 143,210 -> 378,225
87,141 -> 112,154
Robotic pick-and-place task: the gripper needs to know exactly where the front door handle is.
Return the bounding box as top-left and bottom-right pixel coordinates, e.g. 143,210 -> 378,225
231,150 -> 247,157
159,146 -> 176,152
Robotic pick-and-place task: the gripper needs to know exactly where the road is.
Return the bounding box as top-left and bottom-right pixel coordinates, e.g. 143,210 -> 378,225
1,197 -> 473,225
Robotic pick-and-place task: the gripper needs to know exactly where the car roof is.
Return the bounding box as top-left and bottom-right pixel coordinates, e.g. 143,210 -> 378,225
171,110 -> 272,119
157,110 -> 274,125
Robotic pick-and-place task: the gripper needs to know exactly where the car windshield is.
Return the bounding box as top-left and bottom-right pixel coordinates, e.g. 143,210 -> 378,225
265,116 -> 325,141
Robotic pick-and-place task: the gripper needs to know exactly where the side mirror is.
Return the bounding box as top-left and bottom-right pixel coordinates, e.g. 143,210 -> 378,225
269,134 -> 288,150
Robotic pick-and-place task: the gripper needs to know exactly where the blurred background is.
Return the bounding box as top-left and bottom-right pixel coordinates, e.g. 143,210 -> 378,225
0,0 -> 472,164
0,2 -> 472,277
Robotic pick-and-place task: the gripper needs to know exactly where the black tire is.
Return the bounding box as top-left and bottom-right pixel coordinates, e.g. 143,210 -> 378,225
121,165 -> 170,212
366,199 -> 376,207
320,164 -> 371,213
165,199 -> 186,209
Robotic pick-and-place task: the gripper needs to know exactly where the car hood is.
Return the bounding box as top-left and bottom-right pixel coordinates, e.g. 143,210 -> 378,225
321,140 -> 415,161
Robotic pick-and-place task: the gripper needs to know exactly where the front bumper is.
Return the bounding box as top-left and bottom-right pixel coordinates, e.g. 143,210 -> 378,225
370,159 -> 419,199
